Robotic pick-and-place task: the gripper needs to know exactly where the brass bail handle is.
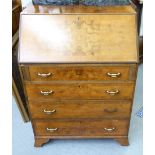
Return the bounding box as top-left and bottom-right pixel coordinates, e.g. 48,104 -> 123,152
43,109 -> 56,115
104,127 -> 116,132
107,72 -> 121,78
40,90 -> 53,96
106,90 -> 119,95
37,72 -> 53,78
46,128 -> 58,132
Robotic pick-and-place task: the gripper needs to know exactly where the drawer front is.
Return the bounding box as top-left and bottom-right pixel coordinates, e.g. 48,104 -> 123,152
26,83 -> 135,100
34,120 -> 129,136
29,100 -> 131,119
28,65 -> 132,81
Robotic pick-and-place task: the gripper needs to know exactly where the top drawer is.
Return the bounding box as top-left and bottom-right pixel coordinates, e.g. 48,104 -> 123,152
22,64 -> 137,81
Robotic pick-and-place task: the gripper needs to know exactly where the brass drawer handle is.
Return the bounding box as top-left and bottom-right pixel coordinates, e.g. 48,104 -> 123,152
104,127 -> 116,132
40,90 -> 53,96
37,72 -> 53,78
104,108 -> 117,113
43,109 -> 56,115
46,128 -> 58,132
106,90 -> 119,96
107,72 -> 121,78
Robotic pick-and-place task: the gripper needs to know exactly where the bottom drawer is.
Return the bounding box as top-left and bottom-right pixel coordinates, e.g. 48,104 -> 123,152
34,119 -> 129,137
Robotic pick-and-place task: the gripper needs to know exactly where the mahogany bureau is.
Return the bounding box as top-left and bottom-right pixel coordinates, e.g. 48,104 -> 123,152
18,5 -> 138,147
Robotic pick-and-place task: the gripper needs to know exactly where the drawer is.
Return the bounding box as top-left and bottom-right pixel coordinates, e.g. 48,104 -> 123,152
34,119 -> 129,137
29,100 -> 131,119
27,65 -> 133,81
26,83 -> 135,100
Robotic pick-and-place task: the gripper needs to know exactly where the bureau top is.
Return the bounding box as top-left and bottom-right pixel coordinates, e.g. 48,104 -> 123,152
19,5 -> 138,64
22,5 -> 136,15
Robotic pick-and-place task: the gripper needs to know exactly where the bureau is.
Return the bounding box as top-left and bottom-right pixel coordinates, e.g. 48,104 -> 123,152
19,5 -> 138,147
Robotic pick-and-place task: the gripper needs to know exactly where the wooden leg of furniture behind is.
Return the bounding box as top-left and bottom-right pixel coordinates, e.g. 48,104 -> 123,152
34,138 -> 50,147
115,137 -> 129,146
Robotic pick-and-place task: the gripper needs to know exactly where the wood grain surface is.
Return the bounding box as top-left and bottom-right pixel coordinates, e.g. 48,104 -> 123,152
34,119 -> 129,136
28,65 -> 132,81
19,14 -> 138,63
29,100 -> 131,119
25,82 -> 135,100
